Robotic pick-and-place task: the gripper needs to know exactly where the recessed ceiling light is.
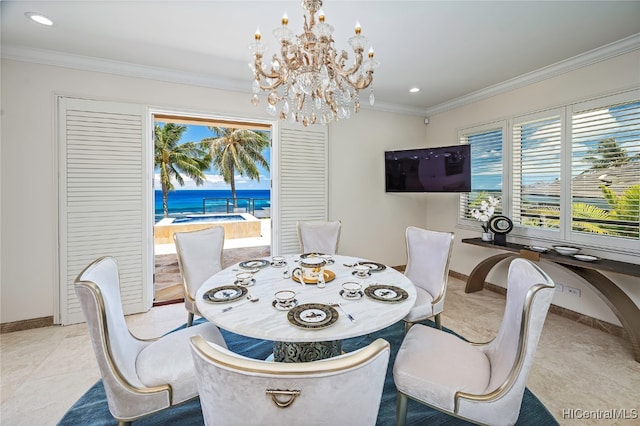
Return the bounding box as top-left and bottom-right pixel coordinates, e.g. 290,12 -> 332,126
409,87 -> 420,93
25,12 -> 53,26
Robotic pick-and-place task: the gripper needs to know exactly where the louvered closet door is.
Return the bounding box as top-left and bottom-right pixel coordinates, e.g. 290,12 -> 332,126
275,125 -> 329,255
58,98 -> 151,325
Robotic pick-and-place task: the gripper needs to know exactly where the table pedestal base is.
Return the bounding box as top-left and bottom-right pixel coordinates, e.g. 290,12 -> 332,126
273,340 -> 342,362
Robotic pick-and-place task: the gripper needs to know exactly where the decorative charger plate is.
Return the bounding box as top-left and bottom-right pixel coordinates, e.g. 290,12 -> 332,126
203,285 -> 248,303
287,303 -> 339,329
292,269 -> 336,284
238,259 -> 270,269
357,261 -> 387,272
364,285 -> 409,303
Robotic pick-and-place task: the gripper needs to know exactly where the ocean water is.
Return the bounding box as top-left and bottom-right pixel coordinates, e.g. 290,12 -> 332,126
155,189 -> 270,222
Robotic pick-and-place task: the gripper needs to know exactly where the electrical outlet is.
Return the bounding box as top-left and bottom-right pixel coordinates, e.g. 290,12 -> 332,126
566,287 -> 581,297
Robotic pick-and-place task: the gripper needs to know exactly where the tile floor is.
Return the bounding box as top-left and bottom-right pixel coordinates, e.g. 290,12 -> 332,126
1,277 -> 639,425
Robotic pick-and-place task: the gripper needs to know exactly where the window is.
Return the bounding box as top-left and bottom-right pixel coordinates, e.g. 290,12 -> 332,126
512,112 -> 562,232
458,89 -> 639,253
458,124 -> 504,221
571,97 -> 640,245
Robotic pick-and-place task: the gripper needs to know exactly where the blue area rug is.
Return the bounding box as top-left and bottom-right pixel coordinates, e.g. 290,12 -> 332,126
58,320 -> 558,425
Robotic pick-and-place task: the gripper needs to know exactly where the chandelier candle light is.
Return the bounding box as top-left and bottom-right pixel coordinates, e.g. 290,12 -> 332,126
249,0 -> 379,126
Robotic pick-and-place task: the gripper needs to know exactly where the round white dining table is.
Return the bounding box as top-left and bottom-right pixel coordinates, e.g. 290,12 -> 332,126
195,254 -> 416,362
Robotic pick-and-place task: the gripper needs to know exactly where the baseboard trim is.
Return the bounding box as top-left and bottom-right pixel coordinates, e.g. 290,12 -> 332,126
1,316 -> 53,334
449,270 -> 627,339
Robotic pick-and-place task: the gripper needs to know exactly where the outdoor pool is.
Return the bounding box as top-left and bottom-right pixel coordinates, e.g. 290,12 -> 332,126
172,214 -> 246,224
154,213 -> 262,244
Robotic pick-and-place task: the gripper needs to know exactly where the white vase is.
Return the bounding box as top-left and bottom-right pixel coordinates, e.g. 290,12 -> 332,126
481,232 -> 493,242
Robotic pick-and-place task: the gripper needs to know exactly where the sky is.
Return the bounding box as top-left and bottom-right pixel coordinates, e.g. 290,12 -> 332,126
154,124 -> 271,190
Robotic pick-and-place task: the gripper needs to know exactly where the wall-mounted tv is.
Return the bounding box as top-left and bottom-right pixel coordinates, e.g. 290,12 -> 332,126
385,144 -> 471,192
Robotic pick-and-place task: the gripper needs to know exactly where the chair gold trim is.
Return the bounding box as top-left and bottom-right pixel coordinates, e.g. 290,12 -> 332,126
395,259 -> 556,426
403,227 -> 455,332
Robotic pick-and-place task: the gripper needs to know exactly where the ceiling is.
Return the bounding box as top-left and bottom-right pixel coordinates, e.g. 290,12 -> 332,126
2,1 -> 640,115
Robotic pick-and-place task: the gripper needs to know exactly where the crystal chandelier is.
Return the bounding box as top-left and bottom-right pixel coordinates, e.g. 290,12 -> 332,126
249,0 -> 379,126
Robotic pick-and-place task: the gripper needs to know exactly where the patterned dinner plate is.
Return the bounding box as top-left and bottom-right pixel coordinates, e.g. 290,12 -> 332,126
357,261 -> 387,272
203,285 -> 248,303
287,303 -> 339,329
238,259 -> 270,269
364,285 -> 409,303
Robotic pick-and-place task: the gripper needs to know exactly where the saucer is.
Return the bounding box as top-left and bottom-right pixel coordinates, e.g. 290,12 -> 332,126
272,299 -> 299,311
340,289 -> 364,300
356,261 -> 386,272
239,259 -> 270,269
234,278 -> 256,287
352,271 -> 371,279
270,262 -> 287,268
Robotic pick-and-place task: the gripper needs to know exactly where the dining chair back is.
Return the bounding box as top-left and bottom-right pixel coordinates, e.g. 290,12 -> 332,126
403,226 -> 454,331
393,258 -> 555,426
75,256 -> 227,426
190,336 -> 390,426
173,226 -> 225,326
297,220 -> 341,254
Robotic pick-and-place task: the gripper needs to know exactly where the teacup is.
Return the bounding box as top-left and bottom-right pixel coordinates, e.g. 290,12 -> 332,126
354,264 -> 370,277
293,257 -> 327,283
272,256 -> 286,267
342,282 -> 362,297
274,290 -> 296,307
235,271 -> 254,286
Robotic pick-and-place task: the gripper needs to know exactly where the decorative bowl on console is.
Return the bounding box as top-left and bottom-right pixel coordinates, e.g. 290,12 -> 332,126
552,245 -> 581,256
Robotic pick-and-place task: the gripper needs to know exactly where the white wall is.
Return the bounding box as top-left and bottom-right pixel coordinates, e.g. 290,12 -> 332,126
0,59 -> 426,323
2,53 -> 638,325
329,111 -> 428,265
423,50 -> 640,326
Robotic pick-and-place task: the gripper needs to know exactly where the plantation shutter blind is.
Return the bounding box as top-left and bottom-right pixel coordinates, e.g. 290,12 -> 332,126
512,114 -> 562,231
571,97 -> 640,243
458,127 -> 503,220
59,97 -> 151,325
275,125 -> 328,255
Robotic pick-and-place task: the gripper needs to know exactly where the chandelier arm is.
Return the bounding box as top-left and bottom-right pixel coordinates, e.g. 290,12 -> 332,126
253,56 -> 281,81
328,50 -> 366,79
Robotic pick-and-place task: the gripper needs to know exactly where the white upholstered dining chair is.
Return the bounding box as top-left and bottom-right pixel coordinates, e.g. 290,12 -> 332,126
402,226 -> 455,332
190,335 -> 390,426
393,258 -> 555,426
173,226 -> 225,326
297,220 -> 342,254
75,256 -> 228,426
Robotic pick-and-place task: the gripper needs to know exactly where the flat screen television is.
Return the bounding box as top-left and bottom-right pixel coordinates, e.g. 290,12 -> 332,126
385,144 -> 471,192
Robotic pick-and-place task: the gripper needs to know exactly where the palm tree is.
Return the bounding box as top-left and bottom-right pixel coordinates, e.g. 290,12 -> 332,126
600,184 -> 640,238
154,123 -> 211,217
202,127 -> 270,207
584,137 -> 629,169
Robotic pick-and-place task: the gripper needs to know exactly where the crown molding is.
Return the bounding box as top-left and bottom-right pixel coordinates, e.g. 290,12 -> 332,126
1,45 -> 425,117
423,33 -> 640,117
1,45 -> 250,93
3,33 -> 638,118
